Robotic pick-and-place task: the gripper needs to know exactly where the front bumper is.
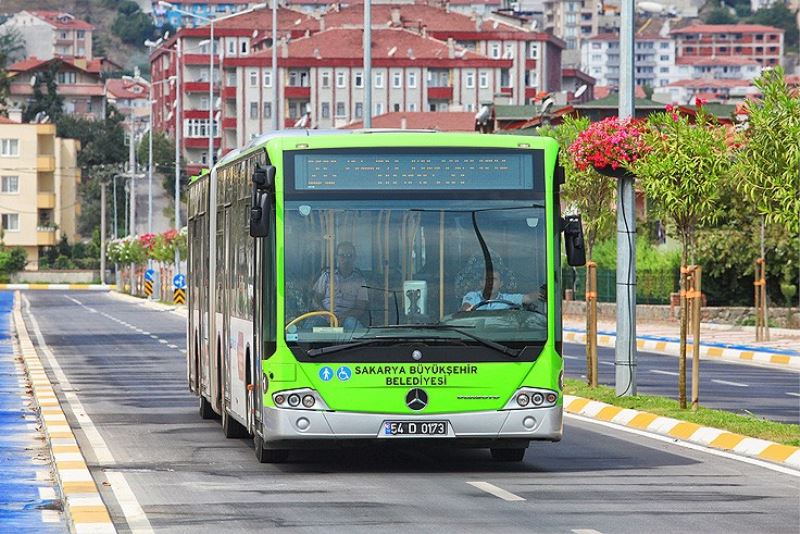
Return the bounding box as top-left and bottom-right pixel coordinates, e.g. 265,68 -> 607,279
261,405 -> 563,445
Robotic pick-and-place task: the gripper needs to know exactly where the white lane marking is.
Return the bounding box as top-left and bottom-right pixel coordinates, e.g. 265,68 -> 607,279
466,481 -> 525,502
149,335 -> 159,339
167,344 -> 178,349
566,413 -> 800,478
712,379 -> 749,388
563,355 -> 580,360
599,361 -> 614,366
650,369 -> 679,376
30,294 -> 155,533
38,487 -> 56,500
158,339 -> 168,344
786,392 -> 800,398
106,470 -> 154,533
572,530 -> 605,534
141,332 -> 150,336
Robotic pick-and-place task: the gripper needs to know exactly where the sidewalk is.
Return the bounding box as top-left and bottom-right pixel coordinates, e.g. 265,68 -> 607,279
563,316 -> 800,370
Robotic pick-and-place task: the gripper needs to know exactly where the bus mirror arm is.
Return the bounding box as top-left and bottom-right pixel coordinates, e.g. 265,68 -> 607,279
562,214 -> 586,267
250,165 -> 276,237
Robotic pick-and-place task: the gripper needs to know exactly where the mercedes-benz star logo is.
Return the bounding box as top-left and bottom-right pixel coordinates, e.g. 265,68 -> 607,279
405,388 -> 428,411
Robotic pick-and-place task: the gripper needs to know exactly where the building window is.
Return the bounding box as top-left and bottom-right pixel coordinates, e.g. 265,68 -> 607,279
1,213 -> 19,231
661,42 -> 669,49
408,102 -> 417,111
393,103 -> 400,112
263,102 -> 272,118
354,102 -> 363,118
1,176 -> 18,193
374,71 -> 384,88
262,70 -> 272,87
240,40 -> 249,55
659,67 -> 669,73
529,43 -> 540,57
227,39 -> 236,55
375,102 -> 384,115
466,103 -> 474,112
336,71 -> 346,88
321,102 -> 330,118
660,55 -> 670,61
490,43 -> 501,58
60,31 -> 68,40
57,71 -> 76,84
335,102 -> 345,117
354,71 -> 364,88
288,70 -> 309,87
479,70 -> 489,89
592,54 -> 601,61
0,139 -> 19,157
591,42 -> 601,50
77,30 -> 85,39
392,70 -> 402,88
321,70 -> 331,88
465,71 -> 475,89
503,42 -> 514,58
249,70 -> 258,87
408,71 -> 417,88
200,96 -> 209,110
249,102 -> 258,119
500,69 -> 511,87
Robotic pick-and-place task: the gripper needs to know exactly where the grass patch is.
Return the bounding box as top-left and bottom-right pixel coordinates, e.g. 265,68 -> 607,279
565,378 -> 800,447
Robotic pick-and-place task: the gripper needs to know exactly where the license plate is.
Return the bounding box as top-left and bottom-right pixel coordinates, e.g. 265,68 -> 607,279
382,421 -> 448,436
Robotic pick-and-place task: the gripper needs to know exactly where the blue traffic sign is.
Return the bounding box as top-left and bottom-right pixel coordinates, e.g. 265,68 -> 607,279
173,274 -> 187,289
319,366 -> 333,382
144,269 -> 156,282
336,366 -> 352,381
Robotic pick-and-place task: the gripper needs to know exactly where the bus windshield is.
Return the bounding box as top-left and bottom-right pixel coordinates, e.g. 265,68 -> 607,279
283,200 -> 549,350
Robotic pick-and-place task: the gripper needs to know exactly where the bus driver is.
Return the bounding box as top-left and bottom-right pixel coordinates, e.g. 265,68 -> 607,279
461,270 -> 545,311
313,241 -> 369,329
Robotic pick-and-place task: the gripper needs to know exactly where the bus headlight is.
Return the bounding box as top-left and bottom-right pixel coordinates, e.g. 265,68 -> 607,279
272,388 -> 330,411
503,388 -> 558,410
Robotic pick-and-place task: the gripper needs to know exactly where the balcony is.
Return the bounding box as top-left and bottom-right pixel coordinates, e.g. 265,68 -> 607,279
37,227 -> 56,246
184,137 -> 220,149
427,86 -> 453,100
37,155 -> 55,172
222,118 -> 236,129
285,86 -> 311,99
223,86 -> 237,99
37,192 -> 56,209
184,81 -> 210,93
500,87 -> 513,96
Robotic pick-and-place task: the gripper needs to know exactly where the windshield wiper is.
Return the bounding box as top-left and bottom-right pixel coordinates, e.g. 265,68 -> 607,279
305,335 -> 466,358
377,324 -> 520,358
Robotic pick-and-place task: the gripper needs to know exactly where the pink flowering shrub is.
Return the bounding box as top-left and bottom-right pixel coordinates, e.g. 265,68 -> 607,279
568,116 -> 648,172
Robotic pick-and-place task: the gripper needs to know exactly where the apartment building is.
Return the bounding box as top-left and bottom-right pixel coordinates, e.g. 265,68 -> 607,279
654,78 -> 759,105
150,2 -> 561,173
105,79 -> 150,119
672,57 -> 762,82
152,0 -> 257,28
6,56 -> 120,120
580,33 -> 674,88
1,11 -> 94,60
0,118 -> 80,269
285,0 -> 502,16
543,0 -> 619,66
670,24 -> 784,66
223,28 -> 512,153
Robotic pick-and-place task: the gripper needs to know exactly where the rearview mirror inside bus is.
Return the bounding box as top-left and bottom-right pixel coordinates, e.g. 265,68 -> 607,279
563,214 -> 586,267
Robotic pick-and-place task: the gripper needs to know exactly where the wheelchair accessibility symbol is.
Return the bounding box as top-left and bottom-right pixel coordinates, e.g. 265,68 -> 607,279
336,366 -> 352,381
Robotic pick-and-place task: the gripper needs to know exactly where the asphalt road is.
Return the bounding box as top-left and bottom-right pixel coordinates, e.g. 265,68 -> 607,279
22,291 -> 800,534
563,343 -> 800,424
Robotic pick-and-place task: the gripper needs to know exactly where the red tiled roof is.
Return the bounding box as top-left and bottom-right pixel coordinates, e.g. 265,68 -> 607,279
345,112 -> 477,131
105,79 -> 149,100
562,68 -> 596,85
588,33 -> 619,41
28,11 -> 94,31
667,79 -> 753,88
254,28 -> 495,62
590,85 -> 646,98
213,6 -> 319,31
320,4 -> 525,34
0,116 -> 20,124
670,24 -> 784,34
675,56 -> 759,66
8,56 -> 116,74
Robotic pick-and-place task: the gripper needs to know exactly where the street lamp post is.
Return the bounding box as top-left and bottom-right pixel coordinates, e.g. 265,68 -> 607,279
272,0 -> 278,131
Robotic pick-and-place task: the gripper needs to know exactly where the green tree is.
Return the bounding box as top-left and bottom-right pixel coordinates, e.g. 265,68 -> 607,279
136,130 -> 176,176
735,67 -> 800,237
0,27 -> 24,114
22,63 -> 64,123
748,4 -> 799,51
111,2 -> 158,46
704,7 -> 738,24
633,108 -> 732,408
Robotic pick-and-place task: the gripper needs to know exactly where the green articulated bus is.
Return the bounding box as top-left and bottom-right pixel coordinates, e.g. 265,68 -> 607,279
187,130 -> 586,463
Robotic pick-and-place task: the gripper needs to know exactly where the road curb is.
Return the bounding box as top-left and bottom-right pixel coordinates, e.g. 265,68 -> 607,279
0,284 -> 111,291
564,394 -> 800,471
107,289 -> 188,318
563,330 -> 800,371
12,291 -> 117,534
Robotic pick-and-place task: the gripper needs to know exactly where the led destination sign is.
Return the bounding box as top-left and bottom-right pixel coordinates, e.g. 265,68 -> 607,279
293,150 -> 536,191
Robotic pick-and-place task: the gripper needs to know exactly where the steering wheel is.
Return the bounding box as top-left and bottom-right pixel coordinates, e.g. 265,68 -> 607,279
285,310 -> 339,331
471,299 -> 523,311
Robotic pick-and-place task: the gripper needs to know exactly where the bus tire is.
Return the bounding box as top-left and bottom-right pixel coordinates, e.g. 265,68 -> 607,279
199,395 -> 215,420
490,447 -> 526,462
254,434 -> 289,463
222,407 -> 249,439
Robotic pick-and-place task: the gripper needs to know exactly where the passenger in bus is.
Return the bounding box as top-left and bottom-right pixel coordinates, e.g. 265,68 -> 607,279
461,270 -> 545,311
312,241 -> 369,329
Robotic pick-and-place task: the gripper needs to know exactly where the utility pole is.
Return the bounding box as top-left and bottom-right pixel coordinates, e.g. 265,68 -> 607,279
100,181 -> 107,285
272,0 -> 278,131
113,175 -> 118,240
616,0 -> 637,396
148,79 -> 154,235
363,0 -> 372,128
128,113 -> 137,237
175,37 -> 182,271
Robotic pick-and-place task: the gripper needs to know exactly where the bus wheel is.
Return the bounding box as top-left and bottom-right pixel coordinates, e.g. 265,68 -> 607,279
222,407 -> 249,439
490,447 -> 526,462
199,395 -> 215,420
254,434 -> 289,464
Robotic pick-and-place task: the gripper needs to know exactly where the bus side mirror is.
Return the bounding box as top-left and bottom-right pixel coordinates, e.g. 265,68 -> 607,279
250,165 -> 275,238
562,214 -> 586,267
